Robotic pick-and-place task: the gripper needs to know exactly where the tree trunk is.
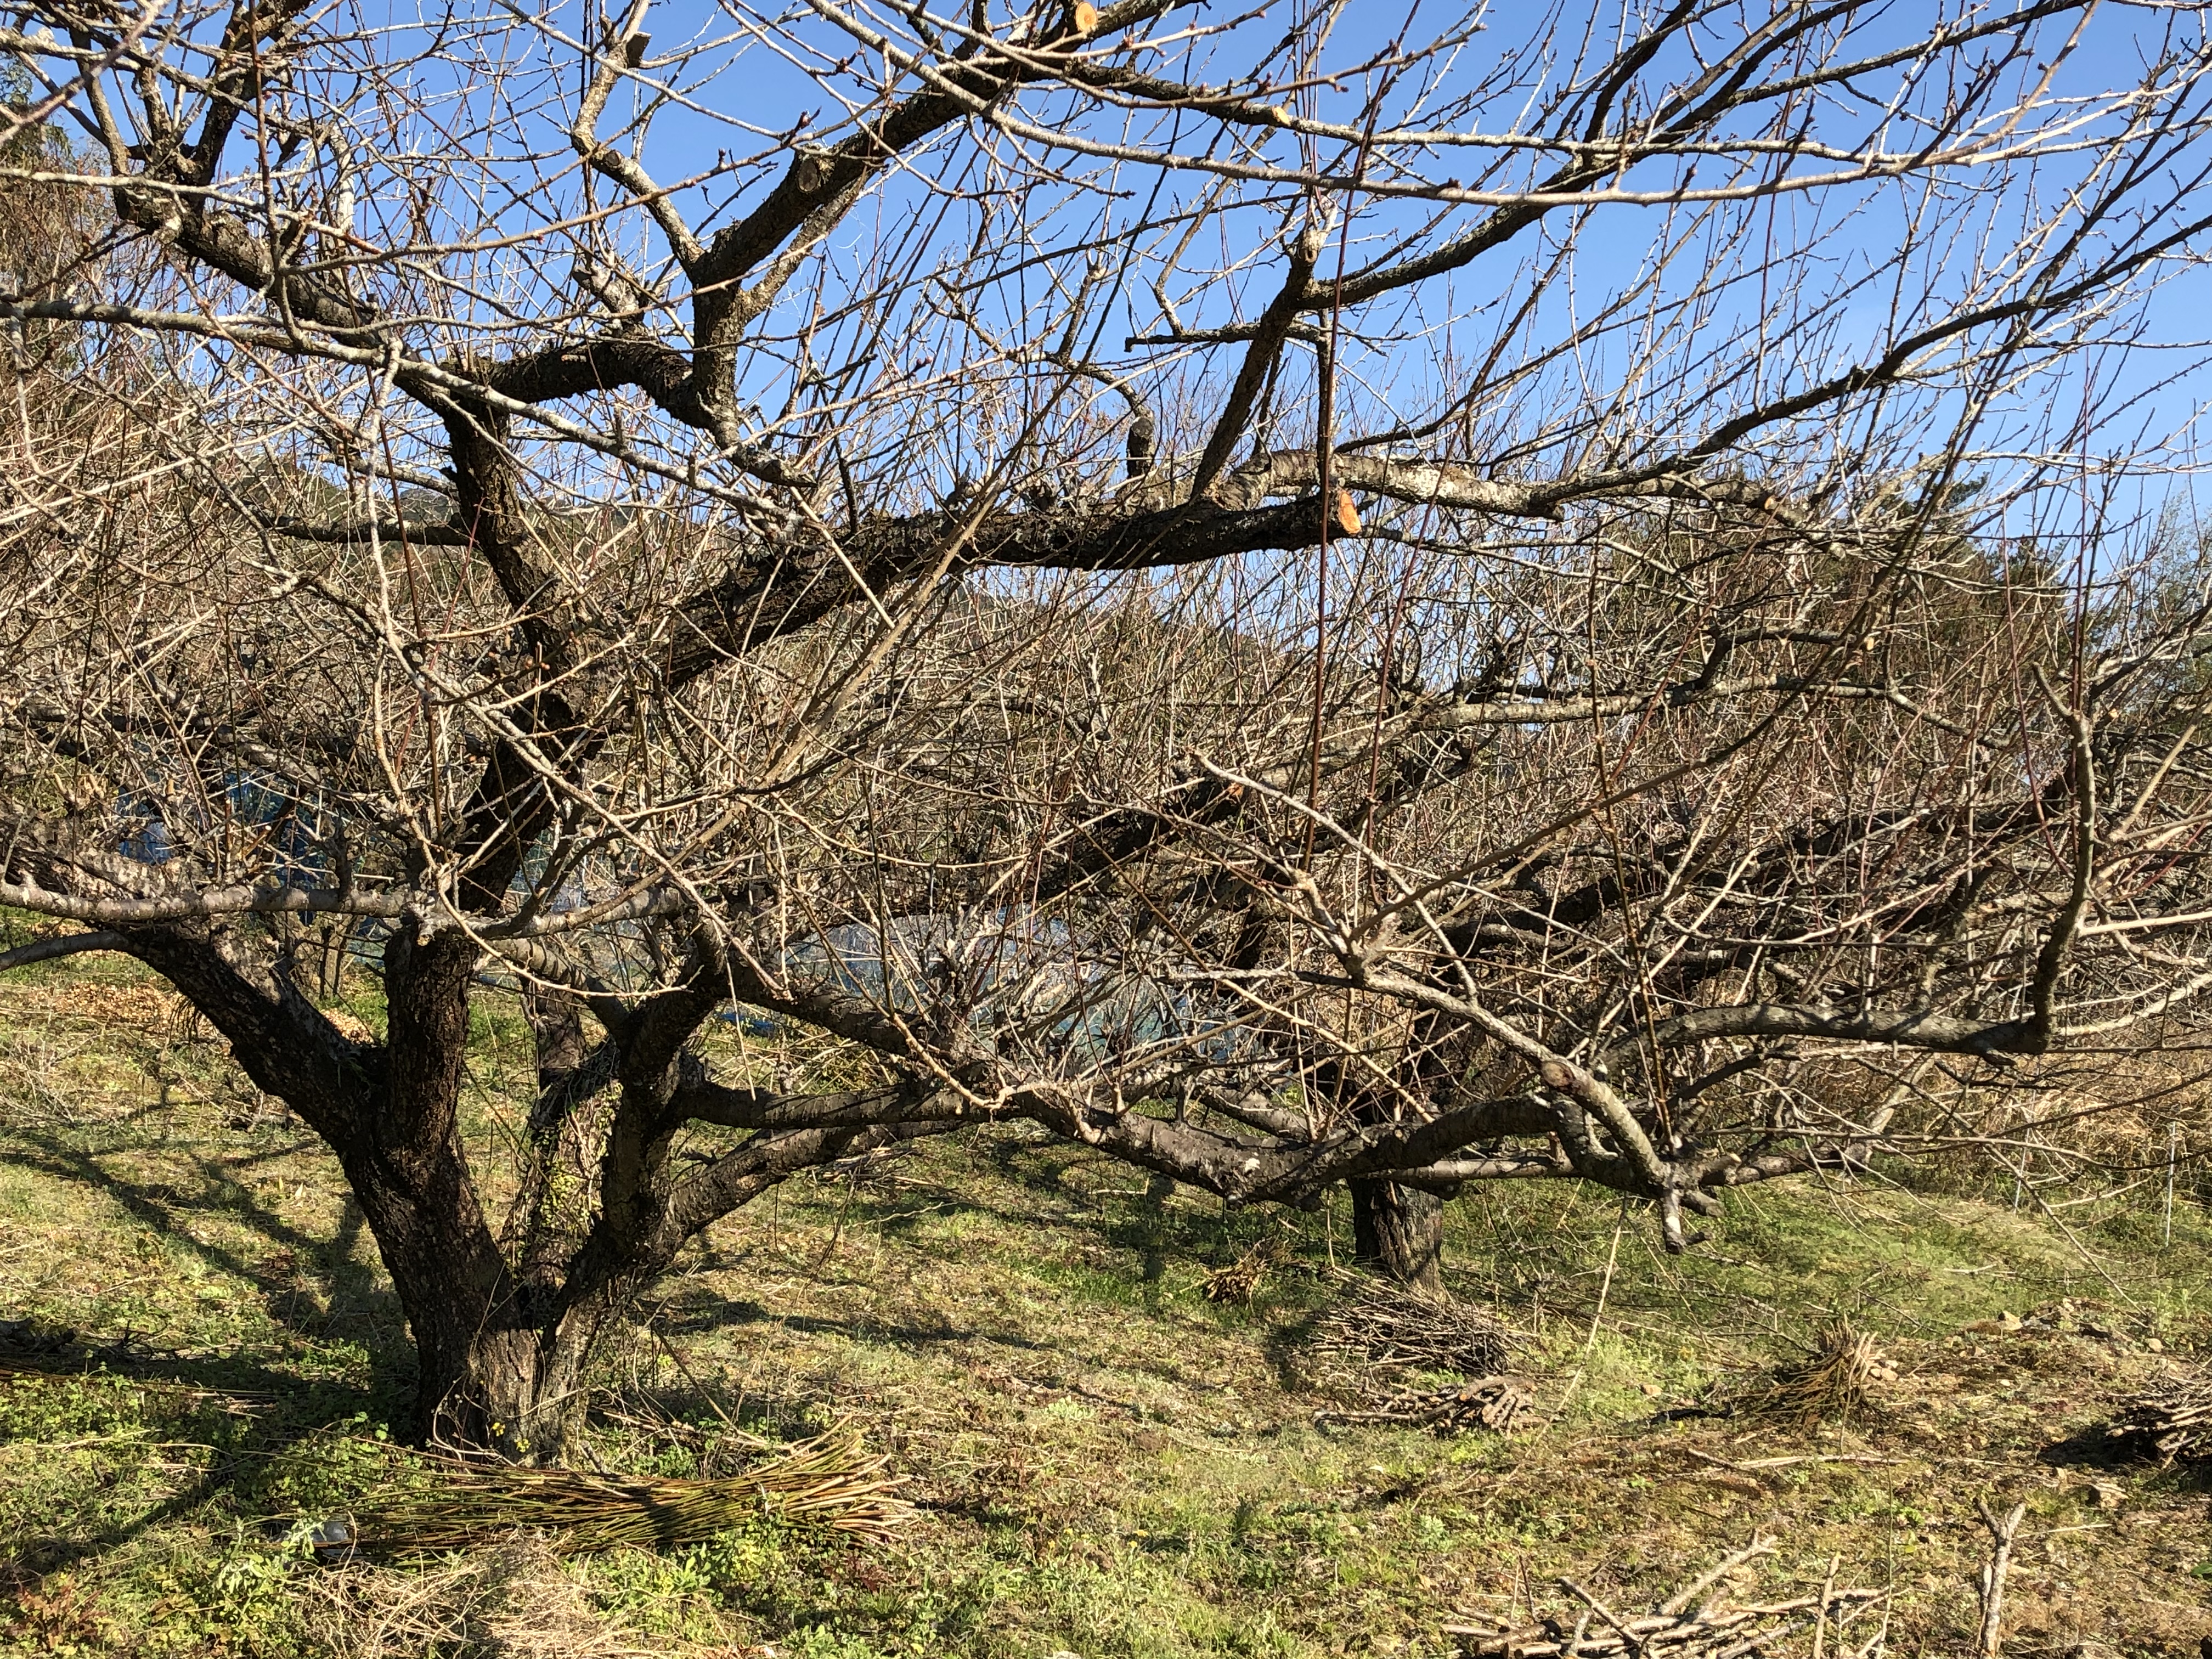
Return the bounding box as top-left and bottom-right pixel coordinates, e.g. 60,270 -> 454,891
410,1302 -> 597,1463
111,916 -> 641,1464
333,1161 -> 550,1458
336,1130 -> 624,1464
1348,1177 -> 1446,1298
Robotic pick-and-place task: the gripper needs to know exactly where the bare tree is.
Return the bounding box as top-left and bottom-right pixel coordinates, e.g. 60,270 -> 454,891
5,0 -> 2212,1453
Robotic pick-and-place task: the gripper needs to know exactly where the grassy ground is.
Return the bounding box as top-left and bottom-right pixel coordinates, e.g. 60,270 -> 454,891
2,953 -> 2211,1657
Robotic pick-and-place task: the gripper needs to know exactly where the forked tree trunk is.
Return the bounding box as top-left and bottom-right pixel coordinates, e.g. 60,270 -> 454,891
357,1180 -> 619,1460
417,1313 -> 585,1459
414,1303 -> 606,1463
330,938 -> 627,1464
123,912 -> 865,1466
1348,1177 -> 1446,1299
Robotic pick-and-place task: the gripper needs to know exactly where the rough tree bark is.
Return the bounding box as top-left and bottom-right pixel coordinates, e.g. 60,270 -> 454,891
1348,1179 -> 1446,1299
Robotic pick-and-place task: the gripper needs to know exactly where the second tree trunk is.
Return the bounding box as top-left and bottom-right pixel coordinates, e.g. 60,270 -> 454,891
1348,1177 -> 1445,1297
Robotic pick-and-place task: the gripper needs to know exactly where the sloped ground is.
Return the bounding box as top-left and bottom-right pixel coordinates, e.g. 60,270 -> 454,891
1,954 -> 2209,1657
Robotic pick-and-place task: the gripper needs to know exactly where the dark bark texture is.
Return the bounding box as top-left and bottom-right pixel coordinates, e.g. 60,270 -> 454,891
1349,1178 -> 1446,1299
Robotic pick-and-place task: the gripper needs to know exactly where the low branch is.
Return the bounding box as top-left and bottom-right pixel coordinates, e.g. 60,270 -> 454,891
0,877 -> 409,926
0,929 -> 123,972
259,514 -> 469,547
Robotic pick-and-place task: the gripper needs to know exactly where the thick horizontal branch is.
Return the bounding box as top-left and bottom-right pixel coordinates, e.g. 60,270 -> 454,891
664,449 -> 1788,682
480,332 -> 812,491
0,877 -> 407,926
657,1116 -> 958,1248
0,872 -> 688,938
261,515 -> 469,547
1640,1001 -> 2042,1057
1169,447 -> 1787,522
672,1077 -> 966,1133
666,492 -> 1344,682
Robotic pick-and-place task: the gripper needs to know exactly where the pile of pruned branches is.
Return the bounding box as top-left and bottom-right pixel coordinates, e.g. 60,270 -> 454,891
319,1430 -> 910,1559
1740,1320 -> 1899,1425
2102,1369 -> 2212,1464
1310,1276 -> 1516,1374
1308,1276 -> 1530,1435
1314,1375 -> 1532,1434
1442,1537 -> 1886,1657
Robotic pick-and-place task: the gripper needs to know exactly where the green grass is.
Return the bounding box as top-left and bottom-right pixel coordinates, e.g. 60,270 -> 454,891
3,956 -> 2212,1656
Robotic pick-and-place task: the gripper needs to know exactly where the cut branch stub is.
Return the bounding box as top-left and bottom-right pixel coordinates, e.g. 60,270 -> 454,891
1331,489 -> 1361,537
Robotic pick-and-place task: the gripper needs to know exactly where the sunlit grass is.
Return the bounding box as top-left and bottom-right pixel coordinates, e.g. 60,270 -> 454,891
2,955 -> 2210,1656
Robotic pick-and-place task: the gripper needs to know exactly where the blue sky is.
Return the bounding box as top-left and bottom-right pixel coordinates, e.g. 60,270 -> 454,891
43,0 -> 2212,557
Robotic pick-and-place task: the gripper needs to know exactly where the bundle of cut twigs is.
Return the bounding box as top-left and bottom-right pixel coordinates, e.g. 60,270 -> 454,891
1315,1376 -> 1530,1434
1308,1277 -> 1527,1436
1202,1235 -> 1286,1305
1443,1538 -> 1886,1657
340,1429 -> 912,1558
1311,1276 -> 1516,1376
1741,1319 -> 1897,1425
2102,1369 -> 2212,1464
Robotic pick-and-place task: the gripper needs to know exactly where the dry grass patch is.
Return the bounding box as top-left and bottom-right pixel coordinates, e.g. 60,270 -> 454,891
310,1538 -> 670,1659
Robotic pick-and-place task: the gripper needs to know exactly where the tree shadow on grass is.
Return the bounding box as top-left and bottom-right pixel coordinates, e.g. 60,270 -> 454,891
654,1290 -> 1053,1354
2037,1423 -> 2212,1493
0,1357 -> 394,1587
0,1126 -> 411,1437
4,1127 -> 405,1344
4,1459 -> 245,1582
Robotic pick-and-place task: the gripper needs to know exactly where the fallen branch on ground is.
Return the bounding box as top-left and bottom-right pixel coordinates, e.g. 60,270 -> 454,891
1976,1498 -> 2026,1657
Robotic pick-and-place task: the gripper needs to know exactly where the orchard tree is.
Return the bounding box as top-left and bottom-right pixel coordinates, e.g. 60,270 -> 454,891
7,0 -> 2212,1454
